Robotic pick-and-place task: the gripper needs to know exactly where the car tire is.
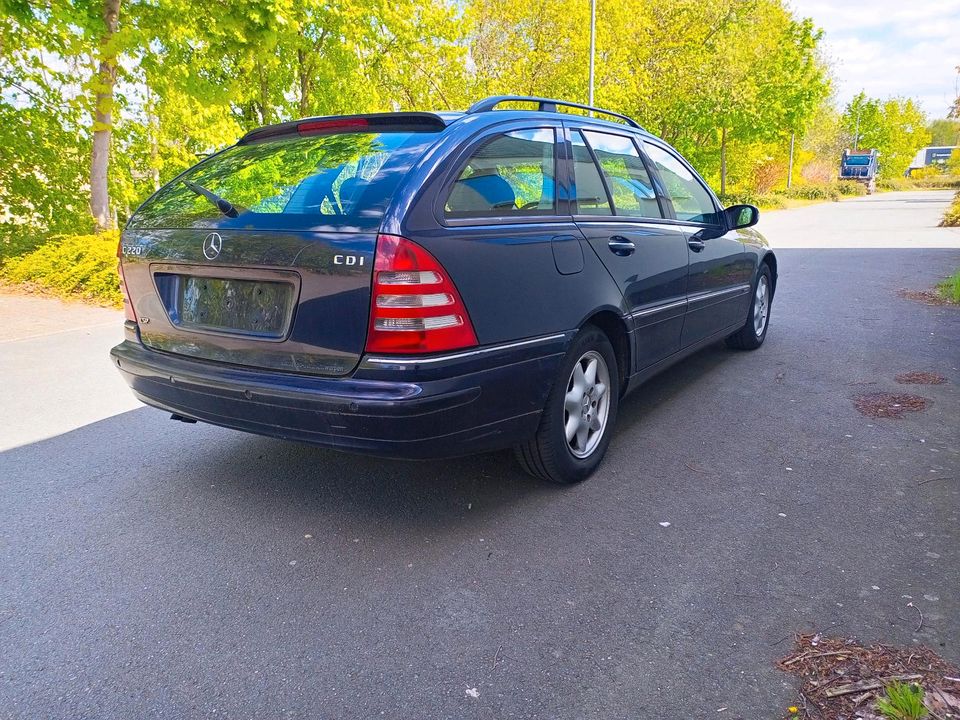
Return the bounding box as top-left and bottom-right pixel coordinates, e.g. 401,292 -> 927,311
515,326 -> 619,484
726,264 -> 772,350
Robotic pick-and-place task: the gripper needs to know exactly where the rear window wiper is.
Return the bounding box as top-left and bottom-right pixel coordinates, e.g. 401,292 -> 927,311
183,179 -> 240,218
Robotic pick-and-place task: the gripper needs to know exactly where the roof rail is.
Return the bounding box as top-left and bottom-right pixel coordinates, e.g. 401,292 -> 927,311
466,95 -> 644,130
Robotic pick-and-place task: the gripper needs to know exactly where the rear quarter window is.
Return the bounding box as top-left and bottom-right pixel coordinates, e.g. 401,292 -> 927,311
129,130 -> 439,231
444,128 -> 556,219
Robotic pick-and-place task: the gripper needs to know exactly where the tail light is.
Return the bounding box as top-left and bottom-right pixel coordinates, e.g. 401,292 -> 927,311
366,234 -> 477,354
116,241 -> 137,323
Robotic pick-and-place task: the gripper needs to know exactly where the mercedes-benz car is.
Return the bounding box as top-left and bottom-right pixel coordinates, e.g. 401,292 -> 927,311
111,95 -> 777,484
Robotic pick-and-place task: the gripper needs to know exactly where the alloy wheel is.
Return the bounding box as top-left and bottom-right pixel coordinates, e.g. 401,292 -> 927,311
563,350 -> 611,459
753,276 -> 769,337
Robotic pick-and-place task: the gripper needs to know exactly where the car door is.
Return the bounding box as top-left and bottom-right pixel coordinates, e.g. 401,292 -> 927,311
567,126 -> 689,370
642,141 -> 754,347
409,122 -> 620,347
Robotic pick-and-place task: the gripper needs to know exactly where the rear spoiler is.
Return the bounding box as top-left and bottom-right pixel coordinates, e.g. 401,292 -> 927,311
238,112 -> 450,144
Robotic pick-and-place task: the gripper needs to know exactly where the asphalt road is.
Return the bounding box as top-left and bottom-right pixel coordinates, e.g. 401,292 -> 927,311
1,191 -> 958,719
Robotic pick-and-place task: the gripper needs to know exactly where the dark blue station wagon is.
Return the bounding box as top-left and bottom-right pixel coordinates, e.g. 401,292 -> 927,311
111,96 -> 777,484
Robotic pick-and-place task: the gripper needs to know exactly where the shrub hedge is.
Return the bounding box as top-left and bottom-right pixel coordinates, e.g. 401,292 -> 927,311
940,191 -> 960,228
783,184 -> 840,201
1,231 -> 122,306
837,180 -> 868,196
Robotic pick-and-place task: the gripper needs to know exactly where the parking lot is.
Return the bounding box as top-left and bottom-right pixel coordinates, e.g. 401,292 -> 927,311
1,191 -> 958,719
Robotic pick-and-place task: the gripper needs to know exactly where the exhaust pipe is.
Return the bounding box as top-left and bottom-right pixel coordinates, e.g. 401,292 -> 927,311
170,413 -> 197,424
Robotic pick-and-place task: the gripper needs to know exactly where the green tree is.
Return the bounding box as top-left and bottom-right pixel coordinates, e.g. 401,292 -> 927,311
927,119 -> 960,146
87,0 -> 123,231
465,0 -> 829,192
841,93 -> 930,177
0,0 -> 95,245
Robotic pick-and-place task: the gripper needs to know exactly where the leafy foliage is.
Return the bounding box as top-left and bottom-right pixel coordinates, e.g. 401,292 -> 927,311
927,119 -> 960,146
1,231 -> 122,305
938,268 -> 960,303
837,180 -> 868,196
784,183 -> 840,201
940,191 -> 960,228
0,0 -> 944,305
875,682 -> 928,720
841,93 -> 931,178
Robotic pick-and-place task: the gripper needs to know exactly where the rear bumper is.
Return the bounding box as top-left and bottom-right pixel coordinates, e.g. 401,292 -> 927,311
109,334 -> 569,459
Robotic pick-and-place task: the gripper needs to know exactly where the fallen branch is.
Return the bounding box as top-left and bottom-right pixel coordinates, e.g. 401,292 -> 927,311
781,650 -> 852,667
824,674 -> 923,698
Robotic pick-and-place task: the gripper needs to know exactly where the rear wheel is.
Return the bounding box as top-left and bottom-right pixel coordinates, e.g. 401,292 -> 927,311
726,264 -> 772,350
515,327 -> 619,484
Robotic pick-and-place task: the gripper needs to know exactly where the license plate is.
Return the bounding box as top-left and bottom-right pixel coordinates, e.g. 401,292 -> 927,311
178,276 -> 292,337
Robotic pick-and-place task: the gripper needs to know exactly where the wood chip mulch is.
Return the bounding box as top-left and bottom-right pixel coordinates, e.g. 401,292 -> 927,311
778,633 -> 960,720
895,371 -> 948,385
853,392 -> 929,418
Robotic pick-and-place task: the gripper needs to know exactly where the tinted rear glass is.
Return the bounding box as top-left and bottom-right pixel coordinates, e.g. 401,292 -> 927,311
129,130 -> 439,231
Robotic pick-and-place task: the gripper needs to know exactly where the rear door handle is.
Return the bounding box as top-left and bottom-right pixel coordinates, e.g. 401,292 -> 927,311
687,239 -> 706,252
608,237 -> 636,256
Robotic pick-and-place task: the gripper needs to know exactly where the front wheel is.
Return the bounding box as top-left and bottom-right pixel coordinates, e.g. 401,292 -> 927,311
515,326 -> 619,484
726,264 -> 772,350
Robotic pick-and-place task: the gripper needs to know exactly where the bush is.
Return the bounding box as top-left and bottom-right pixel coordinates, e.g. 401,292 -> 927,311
1,231 -> 122,306
877,176 -> 913,192
910,165 -> 944,180
751,159 -> 788,194
0,227 -> 48,262
800,159 -> 835,185
784,183 -> 840,201
837,180 -> 868,196
880,175 -> 960,191
940,191 -> 960,227
718,192 -> 786,210
914,176 -> 960,189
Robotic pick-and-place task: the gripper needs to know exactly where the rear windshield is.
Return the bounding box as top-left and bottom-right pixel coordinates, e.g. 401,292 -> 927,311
128,130 -> 439,231
844,156 -> 871,166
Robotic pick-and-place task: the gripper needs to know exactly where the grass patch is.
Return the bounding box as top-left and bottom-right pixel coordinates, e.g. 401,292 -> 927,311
937,269 -> 960,304
0,231 -> 122,306
876,681 -> 928,720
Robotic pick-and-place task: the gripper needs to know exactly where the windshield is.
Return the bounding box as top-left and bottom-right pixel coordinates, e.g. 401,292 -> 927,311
129,130 -> 439,231
844,155 -> 871,166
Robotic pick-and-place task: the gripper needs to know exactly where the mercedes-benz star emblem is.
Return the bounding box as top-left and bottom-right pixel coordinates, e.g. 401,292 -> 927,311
202,232 -> 223,260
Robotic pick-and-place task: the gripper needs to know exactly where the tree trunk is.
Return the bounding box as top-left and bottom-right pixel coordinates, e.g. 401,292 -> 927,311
720,126 -> 727,196
145,82 -> 160,192
297,48 -> 312,117
89,0 -> 121,232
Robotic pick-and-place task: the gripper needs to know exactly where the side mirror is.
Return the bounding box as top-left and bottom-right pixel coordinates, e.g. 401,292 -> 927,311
724,204 -> 759,230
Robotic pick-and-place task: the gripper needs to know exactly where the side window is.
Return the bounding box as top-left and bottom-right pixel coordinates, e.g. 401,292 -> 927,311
571,131 -> 612,215
445,128 -> 556,218
643,143 -> 721,224
582,130 -> 662,218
